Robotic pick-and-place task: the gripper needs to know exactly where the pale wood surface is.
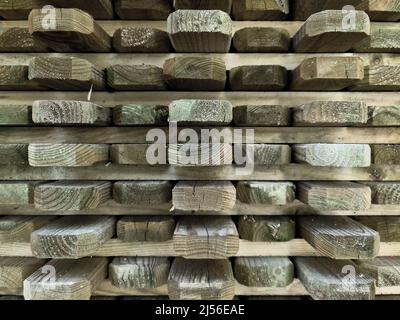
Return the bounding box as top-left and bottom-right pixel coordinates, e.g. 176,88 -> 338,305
356,257 -> 400,286
355,217 -> 400,242
233,27 -> 290,52
355,23 -> 400,52
232,0 -> 289,20
113,181 -> 172,205
0,257 -> 44,290
233,105 -> 290,126
349,64 -> 400,91
236,181 -> 295,205
0,216 -> 53,242
0,181 -> 39,205
113,104 -> 168,126
0,105 -> 31,126
364,182 -> 400,204
113,27 -> 171,52
237,144 -> 291,165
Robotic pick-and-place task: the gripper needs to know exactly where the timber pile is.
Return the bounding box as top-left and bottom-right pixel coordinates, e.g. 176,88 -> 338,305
0,0 -> 399,301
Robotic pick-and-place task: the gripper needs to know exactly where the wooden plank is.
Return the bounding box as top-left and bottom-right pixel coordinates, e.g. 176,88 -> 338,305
0,0 -> 114,20
372,144 -> 400,164
0,65 -> 45,90
109,257 -> 170,289
172,181 -> 236,211
114,0 -> 171,20
232,0 -> 289,20
233,27 -> 290,53
237,144 -> 291,165
117,216 -> 175,242
173,216 -> 239,258
293,10 -> 370,53
0,105 -> 31,126
0,27 -> 46,52
349,64 -> 400,91
233,105 -> 290,126
174,0 -> 233,13
107,64 -> 166,91
368,105 -> 400,126
169,99 -> 233,125
236,181 -> 295,205
113,105 -> 168,126
163,57 -> 226,91
111,144 -> 163,165
113,27 -> 171,53
0,216 -> 53,242
293,144 -> 371,167
34,181 -> 111,211
32,100 -> 111,126
167,10 -> 233,53
363,182 -> 400,204
0,181 -> 39,205
297,182 -> 372,210
354,23 -> 400,52
291,56 -> 365,91
238,216 -> 295,242
28,8 -> 111,52
28,56 -> 106,90
114,181 -> 172,205
0,144 -> 27,165
354,217 -> 400,242
31,216 -> 115,258
298,216 -> 380,259
295,257 -> 375,300
229,65 -> 287,90
23,258 -> 108,300
356,257 -> 400,286
293,101 -> 368,126
234,257 -> 294,287
168,258 -> 235,300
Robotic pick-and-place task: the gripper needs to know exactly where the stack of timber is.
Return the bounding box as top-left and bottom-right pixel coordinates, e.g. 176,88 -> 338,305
0,0 -> 400,301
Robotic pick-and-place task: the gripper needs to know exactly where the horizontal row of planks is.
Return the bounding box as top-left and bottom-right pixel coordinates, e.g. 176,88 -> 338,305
1,0 -> 400,300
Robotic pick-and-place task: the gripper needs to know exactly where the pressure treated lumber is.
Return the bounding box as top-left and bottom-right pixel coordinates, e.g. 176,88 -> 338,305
0,27 -> 46,52
356,257 -> 400,287
0,65 -> 45,90
230,65 -> 287,91
298,216 -> 379,259
28,144 -> 109,167
349,65 -> 400,91
233,27 -> 290,52
237,144 -> 291,165
0,144 -> 27,165
0,257 -> 44,291
293,101 -> 368,126
295,257 -> 375,300
28,57 -> 106,90
0,0 -> 114,20
238,216 -> 295,242
113,181 -> 172,205
117,216 -> 175,242
0,105 -> 31,126
163,57 -> 226,91
172,181 -> 236,212
0,216 -> 53,242
232,0 -> 289,20
168,258 -> 235,300
23,258 -> 108,300
234,257 -> 294,287
174,0 -> 232,12
111,144 -> 165,165
297,182 -> 371,210
236,181 -> 295,205
34,181 -> 112,211
110,257 -> 170,289
113,105 -> 168,126
368,105 -> 400,126
354,23 -> 400,52
293,144 -> 371,167
113,27 -> 171,53
354,217 -> 400,242
173,216 -> 239,259
291,56 -> 365,91
114,0 -> 171,19
169,99 -> 233,125
32,100 -> 111,126
0,181 -> 39,205
31,216 -> 115,258
167,10 -> 233,53
292,10 -> 370,53
233,105 -> 290,126
107,65 -> 166,91
363,182 -> 400,204
372,145 -> 400,164
168,143 -> 233,166
28,8 -> 111,52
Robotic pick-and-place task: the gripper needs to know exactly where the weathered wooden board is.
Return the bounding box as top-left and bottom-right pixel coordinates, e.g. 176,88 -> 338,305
0,27 -> 46,52
110,257 -> 170,289
0,181 -> 39,205
28,8 -> 111,52
114,0 -> 171,19
31,216 -> 115,258
233,105 -> 290,126
117,216 -> 175,242
372,145 -> 400,164
0,216 -> 53,242
297,182 -> 372,210
111,144 -> 165,165
34,181 -> 111,211
23,258 -> 108,300
172,181 -> 236,211
233,27 -> 290,52
113,27 -> 171,52
291,56 -> 365,91
238,216 -> 295,241
0,144 -> 27,165
234,257 -> 294,287
355,217 -> 400,242
354,23 -> 400,52
349,64 -> 400,91
236,144 -> 291,165
232,0 -> 289,20
167,10 -> 233,52
295,257 -> 375,300
173,216 -> 239,258
0,105 -> 31,126
368,105 -> 400,126
113,104 -> 168,126
363,182 -> 400,204
0,65 -> 45,90
28,144 -> 109,167
236,181 -> 295,205
28,56 -> 106,90
174,0 -> 232,13
114,181 -> 172,205
168,258 -> 235,300
356,257 -> 400,286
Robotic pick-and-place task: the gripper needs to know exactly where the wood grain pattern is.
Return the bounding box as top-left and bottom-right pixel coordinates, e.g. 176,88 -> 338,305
354,23 -> 400,52
0,181 -> 40,205
174,0 -> 232,12
230,65 -> 287,90
0,27 -> 46,52
372,144 -> 400,164
233,27 -> 290,52
363,182 -> 400,204
236,181 -> 295,205
113,27 -> 171,52
0,105 -> 31,126
349,64 -> 400,91
232,0 -> 289,20
0,65 -> 45,90
368,105 -> 400,126
0,144 -> 27,165
356,257 -> 400,286
114,0 -> 171,20
236,144 -> 291,165
354,217 -> 400,242
114,181 -> 172,205
0,216 -> 53,242
233,105 -> 290,126
113,104 -> 168,126
111,144 -> 165,165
